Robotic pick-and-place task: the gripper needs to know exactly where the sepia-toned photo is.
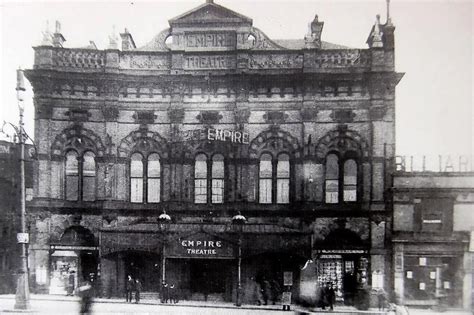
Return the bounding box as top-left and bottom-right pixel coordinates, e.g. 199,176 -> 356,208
0,0 -> 472,314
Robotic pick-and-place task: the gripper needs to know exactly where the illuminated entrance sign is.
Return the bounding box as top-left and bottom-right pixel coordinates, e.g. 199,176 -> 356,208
181,240 -> 223,255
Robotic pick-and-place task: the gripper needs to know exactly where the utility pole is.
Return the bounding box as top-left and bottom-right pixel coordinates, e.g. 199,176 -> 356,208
14,68 -> 30,310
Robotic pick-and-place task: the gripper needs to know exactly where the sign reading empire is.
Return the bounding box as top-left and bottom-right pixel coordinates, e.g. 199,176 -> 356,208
177,128 -> 250,144
167,236 -> 234,258
185,33 -> 235,48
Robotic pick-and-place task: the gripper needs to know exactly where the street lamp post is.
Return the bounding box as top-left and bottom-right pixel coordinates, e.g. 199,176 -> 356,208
232,212 -> 246,307
158,211 -> 171,284
14,69 -> 30,310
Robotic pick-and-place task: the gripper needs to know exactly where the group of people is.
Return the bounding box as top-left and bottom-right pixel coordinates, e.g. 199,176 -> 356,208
244,277 -> 281,305
160,281 -> 179,304
125,275 -> 143,303
317,282 -> 336,310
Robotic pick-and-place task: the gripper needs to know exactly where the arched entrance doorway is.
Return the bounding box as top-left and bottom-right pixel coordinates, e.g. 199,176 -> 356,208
49,226 -> 99,295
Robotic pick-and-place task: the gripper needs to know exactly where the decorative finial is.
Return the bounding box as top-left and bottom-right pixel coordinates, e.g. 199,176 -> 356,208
41,20 -> 53,46
206,0 -> 214,3
55,21 -> 61,34
108,25 -> 119,49
371,14 -> 383,48
386,0 -> 393,25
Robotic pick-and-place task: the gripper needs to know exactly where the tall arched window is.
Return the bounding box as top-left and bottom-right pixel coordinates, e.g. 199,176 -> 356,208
259,153 -> 273,204
130,153 -> 144,203
211,154 -> 224,204
277,154 -> 290,204
343,159 -> 357,202
147,153 -> 161,203
65,151 -> 79,201
82,151 -> 96,201
325,154 -> 339,204
194,154 -> 207,204
65,150 -> 97,201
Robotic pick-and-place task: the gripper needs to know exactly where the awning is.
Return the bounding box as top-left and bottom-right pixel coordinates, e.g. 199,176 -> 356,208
100,223 -> 311,258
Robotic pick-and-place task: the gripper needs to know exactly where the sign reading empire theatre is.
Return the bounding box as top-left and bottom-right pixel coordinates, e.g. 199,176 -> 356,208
167,235 -> 235,259
176,128 -> 250,144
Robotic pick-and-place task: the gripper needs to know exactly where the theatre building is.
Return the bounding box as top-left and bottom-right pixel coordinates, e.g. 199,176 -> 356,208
25,1 -> 402,304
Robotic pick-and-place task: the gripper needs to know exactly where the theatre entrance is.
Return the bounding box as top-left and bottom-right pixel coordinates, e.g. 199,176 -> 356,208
167,258 -> 234,302
123,251 -> 161,292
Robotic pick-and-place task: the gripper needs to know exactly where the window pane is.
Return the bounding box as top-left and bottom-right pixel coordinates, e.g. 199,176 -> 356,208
325,179 -> 338,204
259,153 -> 272,178
65,151 -> 78,175
66,175 -> 78,201
195,154 -> 207,179
212,179 -> 224,203
277,154 -> 290,178
130,178 -> 143,203
326,154 -> 339,179
131,153 -> 143,177
148,178 -> 160,203
343,159 -> 357,202
83,151 -> 96,176
194,179 -> 207,203
212,154 -> 224,178
148,154 -> 161,177
344,159 -> 357,185
83,176 -> 95,201
277,178 -> 289,204
259,179 -> 272,204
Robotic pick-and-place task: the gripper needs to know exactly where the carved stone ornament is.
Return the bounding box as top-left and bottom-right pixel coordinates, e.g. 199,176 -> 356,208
65,108 -> 91,122
196,111 -> 223,124
102,106 -> 119,121
234,108 -> 250,124
133,110 -> 156,124
300,108 -> 318,121
263,111 -> 288,124
168,108 -> 185,124
369,107 -> 387,120
330,109 -> 356,123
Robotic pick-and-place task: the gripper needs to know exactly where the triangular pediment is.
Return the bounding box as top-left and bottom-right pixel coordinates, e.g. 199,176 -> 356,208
169,2 -> 252,26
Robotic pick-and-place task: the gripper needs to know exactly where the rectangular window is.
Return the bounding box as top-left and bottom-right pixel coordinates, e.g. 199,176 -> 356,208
130,178 -> 143,203
82,176 -> 95,201
325,179 -> 338,204
259,179 -> 272,204
194,179 -> 207,204
148,178 -> 160,203
277,178 -> 289,204
211,179 -> 224,204
66,176 -> 79,201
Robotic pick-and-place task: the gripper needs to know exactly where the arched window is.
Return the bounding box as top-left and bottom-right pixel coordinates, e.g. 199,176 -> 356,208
343,159 -> 357,202
147,153 -> 161,203
194,154 -> 207,204
65,151 -> 79,201
259,153 -> 273,204
325,154 -> 339,204
325,154 -> 359,204
65,150 -> 97,201
277,154 -> 290,204
82,151 -> 96,201
130,153 -> 144,203
211,154 -> 224,204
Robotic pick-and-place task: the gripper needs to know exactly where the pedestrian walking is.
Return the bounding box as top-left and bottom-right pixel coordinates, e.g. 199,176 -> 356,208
326,282 -> 335,311
377,288 -> 387,311
67,271 -> 75,296
270,279 -> 281,305
125,275 -> 134,303
261,279 -> 271,305
135,279 -> 142,303
161,281 -> 169,303
77,279 -> 93,315
169,283 -> 178,303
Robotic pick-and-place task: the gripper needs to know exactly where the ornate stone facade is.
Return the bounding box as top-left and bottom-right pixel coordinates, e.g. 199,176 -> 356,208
25,1 -> 402,306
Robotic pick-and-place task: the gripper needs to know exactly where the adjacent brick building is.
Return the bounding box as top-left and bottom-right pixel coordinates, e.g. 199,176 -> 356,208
392,168 -> 474,309
25,1 -> 402,306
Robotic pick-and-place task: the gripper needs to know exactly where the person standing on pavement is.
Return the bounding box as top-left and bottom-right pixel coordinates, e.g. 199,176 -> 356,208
161,281 -> 169,303
326,282 -> 335,311
78,279 -> 93,315
135,279 -> 142,303
67,271 -> 75,296
125,275 -> 134,303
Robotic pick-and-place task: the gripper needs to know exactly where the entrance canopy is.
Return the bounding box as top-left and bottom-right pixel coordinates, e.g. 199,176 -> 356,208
100,223 -> 311,259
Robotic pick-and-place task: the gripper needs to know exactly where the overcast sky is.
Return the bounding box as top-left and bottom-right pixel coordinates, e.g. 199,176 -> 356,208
0,0 -> 472,158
